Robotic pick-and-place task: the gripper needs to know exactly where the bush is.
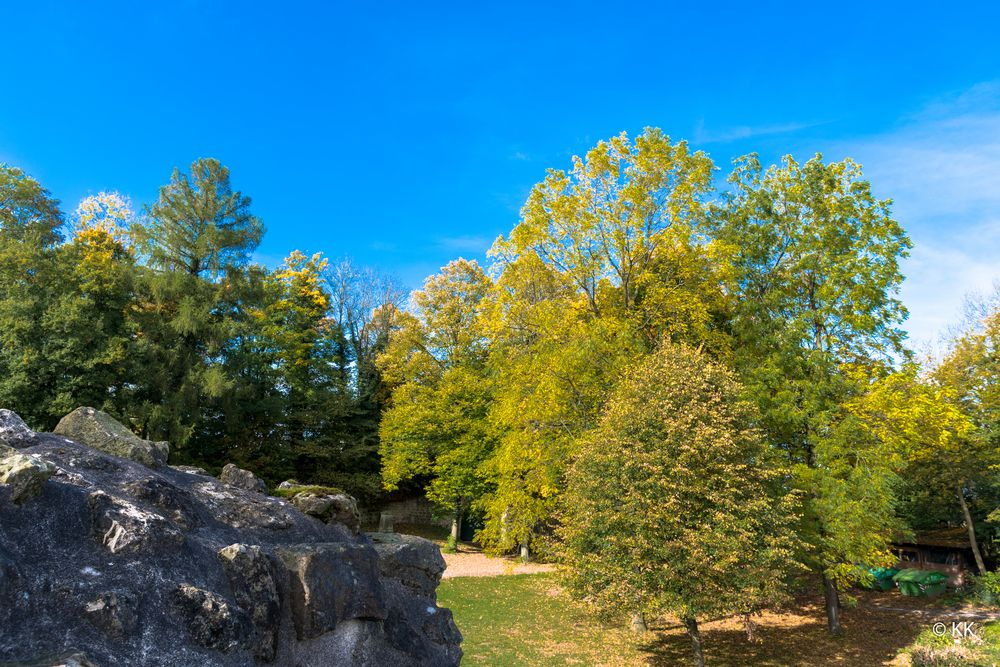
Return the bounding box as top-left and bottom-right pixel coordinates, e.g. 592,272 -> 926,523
970,571 -> 1000,607
908,644 -> 991,667
443,535 -> 458,554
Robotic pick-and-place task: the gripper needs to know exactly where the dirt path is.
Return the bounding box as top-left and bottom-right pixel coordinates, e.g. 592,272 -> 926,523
441,545 -> 555,578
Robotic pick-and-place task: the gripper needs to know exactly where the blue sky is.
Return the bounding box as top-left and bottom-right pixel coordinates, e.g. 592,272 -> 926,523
2,1 -> 999,347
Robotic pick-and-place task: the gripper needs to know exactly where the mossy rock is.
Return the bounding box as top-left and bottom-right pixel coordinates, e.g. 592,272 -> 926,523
271,484 -> 344,500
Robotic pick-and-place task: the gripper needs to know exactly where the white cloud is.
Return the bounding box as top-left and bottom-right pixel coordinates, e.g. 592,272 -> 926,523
694,119 -> 826,144
835,84 -> 1000,348
435,235 -> 492,253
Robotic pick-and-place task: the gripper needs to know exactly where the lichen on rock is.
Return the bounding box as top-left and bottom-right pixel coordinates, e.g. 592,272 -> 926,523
53,407 -> 169,468
0,453 -> 55,503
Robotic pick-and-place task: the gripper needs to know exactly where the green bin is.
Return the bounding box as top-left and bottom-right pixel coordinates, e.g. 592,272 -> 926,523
893,569 -> 949,597
868,567 -> 899,591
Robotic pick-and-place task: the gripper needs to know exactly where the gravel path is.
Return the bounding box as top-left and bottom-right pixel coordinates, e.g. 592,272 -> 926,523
441,547 -> 555,578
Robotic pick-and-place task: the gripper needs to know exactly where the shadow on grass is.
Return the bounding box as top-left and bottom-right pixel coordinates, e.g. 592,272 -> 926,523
639,597 -> 926,667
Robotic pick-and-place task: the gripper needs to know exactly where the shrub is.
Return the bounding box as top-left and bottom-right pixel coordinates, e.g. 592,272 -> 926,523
908,644 -> 991,667
970,571 -> 1000,607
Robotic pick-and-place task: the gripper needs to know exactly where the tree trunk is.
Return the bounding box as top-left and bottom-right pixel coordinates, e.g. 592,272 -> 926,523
822,574 -> 843,635
519,540 -> 530,562
684,617 -> 705,667
957,481 -> 987,574
630,612 -> 647,633
742,612 -> 759,643
450,510 -> 462,544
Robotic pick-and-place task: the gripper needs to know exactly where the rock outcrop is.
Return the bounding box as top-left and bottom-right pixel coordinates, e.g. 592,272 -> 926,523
53,407 -> 170,468
0,409 -> 461,666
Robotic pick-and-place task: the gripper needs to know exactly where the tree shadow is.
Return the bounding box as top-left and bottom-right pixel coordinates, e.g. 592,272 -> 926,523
638,596 -> 927,666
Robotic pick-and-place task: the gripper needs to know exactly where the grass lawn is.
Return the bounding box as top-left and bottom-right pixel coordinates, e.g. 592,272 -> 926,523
438,573 -> 648,666
438,572 -> 1000,666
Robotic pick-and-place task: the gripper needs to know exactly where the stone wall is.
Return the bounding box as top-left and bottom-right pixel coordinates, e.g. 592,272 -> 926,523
361,496 -> 450,530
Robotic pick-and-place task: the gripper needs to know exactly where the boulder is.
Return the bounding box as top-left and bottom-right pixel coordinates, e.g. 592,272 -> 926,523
53,407 -> 168,468
0,453 -> 55,503
291,491 -> 361,534
0,409 -> 36,448
220,463 -> 267,494
171,465 -> 211,476
0,409 -> 461,666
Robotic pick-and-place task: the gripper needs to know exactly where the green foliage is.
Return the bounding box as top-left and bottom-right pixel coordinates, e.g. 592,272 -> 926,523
477,129 -> 727,555
0,160 -> 392,498
715,153 -> 912,597
559,343 -> 803,624
378,259 -> 497,523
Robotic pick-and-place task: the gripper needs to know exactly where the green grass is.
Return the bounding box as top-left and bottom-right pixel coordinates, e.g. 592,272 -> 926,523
437,573 -> 647,666
900,619 -> 1000,665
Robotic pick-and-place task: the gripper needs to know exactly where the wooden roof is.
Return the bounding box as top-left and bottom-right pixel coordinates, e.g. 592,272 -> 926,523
895,527 -> 972,549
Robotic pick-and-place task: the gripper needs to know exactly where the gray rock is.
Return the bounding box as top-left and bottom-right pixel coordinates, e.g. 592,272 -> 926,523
83,592 -> 138,639
88,490 -> 185,554
0,409 -> 36,448
0,426 -> 461,666
218,544 -> 282,662
122,476 -> 200,528
219,463 -> 267,494
171,465 -> 211,476
11,652 -> 99,667
171,584 -> 252,653
277,543 -> 387,640
53,407 -> 168,468
0,453 -> 55,503
192,480 -> 298,531
372,534 -> 446,597
291,492 -> 361,534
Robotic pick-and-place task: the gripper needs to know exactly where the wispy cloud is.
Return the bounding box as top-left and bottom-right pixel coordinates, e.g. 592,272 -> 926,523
435,235 -> 493,253
836,82 -> 1000,347
694,119 -> 826,144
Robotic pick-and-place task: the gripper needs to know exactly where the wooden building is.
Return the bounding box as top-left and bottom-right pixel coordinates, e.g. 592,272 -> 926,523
893,527 -> 974,586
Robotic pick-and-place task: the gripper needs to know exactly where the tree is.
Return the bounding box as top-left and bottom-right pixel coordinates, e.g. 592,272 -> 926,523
930,288 -> 1000,567
479,129 -> 726,556
38,194 -> 138,422
715,153 -> 912,634
129,159 -> 263,455
137,158 -> 263,278
0,165 -> 64,425
848,368 -> 984,571
560,343 -> 801,667
325,258 -> 407,470
379,259 -> 496,540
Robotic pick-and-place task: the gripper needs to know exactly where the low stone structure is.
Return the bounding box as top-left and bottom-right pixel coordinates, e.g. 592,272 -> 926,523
0,408 -> 461,666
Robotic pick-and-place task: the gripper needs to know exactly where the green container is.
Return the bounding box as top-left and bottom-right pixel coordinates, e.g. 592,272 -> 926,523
868,567 -> 899,591
893,569 -> 949,597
